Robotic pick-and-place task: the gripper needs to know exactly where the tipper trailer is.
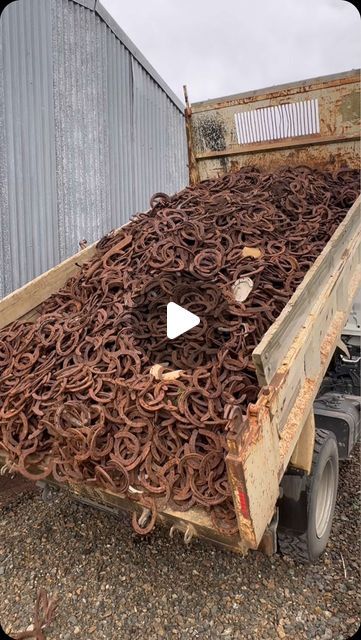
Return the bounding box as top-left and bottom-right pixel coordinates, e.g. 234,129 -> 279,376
0,70 -> 360,562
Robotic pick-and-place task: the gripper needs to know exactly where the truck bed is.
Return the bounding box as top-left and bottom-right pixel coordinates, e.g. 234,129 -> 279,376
0,190 -> 360,554
1,69 -> 360,553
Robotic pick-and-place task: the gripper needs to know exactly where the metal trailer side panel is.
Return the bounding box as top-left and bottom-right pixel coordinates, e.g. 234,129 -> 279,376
188,69 -> 360,181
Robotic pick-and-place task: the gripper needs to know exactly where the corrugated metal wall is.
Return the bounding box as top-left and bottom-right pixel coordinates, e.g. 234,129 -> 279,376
0,0 -> 187,298
0,0 -> 58,295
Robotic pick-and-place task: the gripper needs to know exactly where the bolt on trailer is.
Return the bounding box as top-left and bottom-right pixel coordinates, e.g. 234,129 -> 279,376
0,70 -> 360,562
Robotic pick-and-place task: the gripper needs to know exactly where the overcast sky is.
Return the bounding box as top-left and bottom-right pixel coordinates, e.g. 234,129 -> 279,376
101,0 -> 360,103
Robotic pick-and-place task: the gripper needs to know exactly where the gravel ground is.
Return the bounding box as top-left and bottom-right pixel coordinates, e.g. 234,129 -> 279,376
0,474 -> 38,509
0,446 -> 359,640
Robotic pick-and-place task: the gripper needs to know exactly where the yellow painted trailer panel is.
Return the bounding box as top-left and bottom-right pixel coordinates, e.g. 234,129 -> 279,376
186,70 -> 360,182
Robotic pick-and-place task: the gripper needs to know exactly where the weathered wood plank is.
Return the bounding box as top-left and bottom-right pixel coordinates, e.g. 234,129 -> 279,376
0,245 -> 98,330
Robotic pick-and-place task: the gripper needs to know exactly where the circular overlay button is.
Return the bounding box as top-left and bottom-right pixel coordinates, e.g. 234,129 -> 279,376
125,271 -> 235,371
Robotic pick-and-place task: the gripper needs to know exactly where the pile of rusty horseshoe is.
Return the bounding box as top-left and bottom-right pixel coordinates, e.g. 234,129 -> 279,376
0,165 -> 359,536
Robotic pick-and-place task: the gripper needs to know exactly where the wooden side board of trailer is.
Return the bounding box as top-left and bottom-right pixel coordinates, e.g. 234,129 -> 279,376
0,242 -> 98,331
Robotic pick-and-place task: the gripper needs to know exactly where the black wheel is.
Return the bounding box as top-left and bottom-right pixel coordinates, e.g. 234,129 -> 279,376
278,429 -> 339,563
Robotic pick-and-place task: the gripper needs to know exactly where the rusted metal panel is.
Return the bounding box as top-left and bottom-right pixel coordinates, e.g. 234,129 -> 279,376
190,70 -> 360,179
196,140 -> 360,181
192,71 -> 360,111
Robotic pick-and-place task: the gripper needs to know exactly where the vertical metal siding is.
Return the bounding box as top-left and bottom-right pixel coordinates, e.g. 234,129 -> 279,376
0,0 -> 58,297
106,34 -> 136,227
0,14 -> 9,297
0,0 -> 187,298
51,0 -> 111,259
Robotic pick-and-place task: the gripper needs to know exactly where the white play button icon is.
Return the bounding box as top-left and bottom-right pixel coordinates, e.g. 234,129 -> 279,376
166,302 -> 200,340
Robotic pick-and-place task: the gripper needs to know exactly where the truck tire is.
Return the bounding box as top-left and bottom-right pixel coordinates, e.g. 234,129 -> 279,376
278,429 -> 339,563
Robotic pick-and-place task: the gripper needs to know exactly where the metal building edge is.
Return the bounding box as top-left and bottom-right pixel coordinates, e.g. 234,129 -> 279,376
69,0 -> 184,112
93,1 -> 185,112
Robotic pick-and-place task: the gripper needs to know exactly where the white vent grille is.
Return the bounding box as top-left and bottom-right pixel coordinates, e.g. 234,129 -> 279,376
234,99 -> 320,145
